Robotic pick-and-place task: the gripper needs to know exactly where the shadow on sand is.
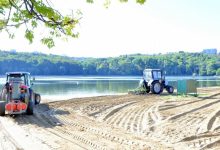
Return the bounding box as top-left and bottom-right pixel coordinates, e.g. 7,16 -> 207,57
10,103 -> 70,128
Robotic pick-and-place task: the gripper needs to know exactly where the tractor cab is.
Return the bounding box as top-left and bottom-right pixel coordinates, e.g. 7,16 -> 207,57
143,69 -> 165,82
140,69 -> 174,94
6,72 -> 31,87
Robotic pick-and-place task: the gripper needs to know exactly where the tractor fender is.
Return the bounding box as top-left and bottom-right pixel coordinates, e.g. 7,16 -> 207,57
148,80 -> 157,86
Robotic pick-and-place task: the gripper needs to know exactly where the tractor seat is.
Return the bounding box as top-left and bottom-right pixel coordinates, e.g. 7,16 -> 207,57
9,78 -> 24,100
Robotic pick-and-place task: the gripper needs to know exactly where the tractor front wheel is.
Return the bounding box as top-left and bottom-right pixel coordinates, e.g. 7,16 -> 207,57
151,81 -> 162,94
0,101 -> 6,116
166,86 -> 174,94
35,94 -> 41,105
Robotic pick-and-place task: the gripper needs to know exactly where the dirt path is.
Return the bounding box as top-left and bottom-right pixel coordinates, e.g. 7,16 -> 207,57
1,87 -> 220,149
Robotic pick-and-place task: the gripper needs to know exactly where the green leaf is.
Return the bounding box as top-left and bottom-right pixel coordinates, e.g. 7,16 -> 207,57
104,0 -> 111,8
21,10 -> 33,19
25,30 -> 34,43
0,0 -> 10,7
11,12 -> 21,22
72,32 -> 79,38
41,37 -> 55,48
0,20 -> 6,28
119,0 -> 128,3
86,0 -> 94,3
0,7 -> 4,14
136,0 -> 146,4
31,20 -> 37,28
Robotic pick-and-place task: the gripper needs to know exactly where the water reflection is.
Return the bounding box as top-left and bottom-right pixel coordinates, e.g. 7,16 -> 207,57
197,79 -> 220,87
0,76 -> 219,100
33,80 -> 139,100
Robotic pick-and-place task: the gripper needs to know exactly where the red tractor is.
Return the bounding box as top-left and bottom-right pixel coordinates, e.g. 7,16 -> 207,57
0,72 -> 41,116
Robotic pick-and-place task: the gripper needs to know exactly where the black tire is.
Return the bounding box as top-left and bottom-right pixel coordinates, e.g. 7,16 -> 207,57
150,81 -> 162,94
0,101 -> 6,116
35,94 -> 41,105
166,86 -> 174,94
26,101 -> 34,115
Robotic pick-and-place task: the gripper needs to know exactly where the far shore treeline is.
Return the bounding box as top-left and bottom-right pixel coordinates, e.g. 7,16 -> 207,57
0,50 -> 219,76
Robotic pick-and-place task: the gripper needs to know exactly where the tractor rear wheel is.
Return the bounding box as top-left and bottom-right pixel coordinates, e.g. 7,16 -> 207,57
150,81 -> 162,94
35,94 -> 41,105
0,101 -> 6,116
27,101 -> 34,115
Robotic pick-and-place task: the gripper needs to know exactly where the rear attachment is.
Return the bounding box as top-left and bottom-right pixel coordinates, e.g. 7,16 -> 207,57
5,101 -> 27,115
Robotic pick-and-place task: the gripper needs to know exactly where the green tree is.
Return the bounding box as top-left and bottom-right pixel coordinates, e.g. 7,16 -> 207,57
0,0 -> 146,48
0,0 -> 81,48
216,68 -> 220,75
0,50 -> 219,76
206,62 -> 217,76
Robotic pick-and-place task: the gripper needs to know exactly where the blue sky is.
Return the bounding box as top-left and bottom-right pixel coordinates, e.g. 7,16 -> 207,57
1,0 -> 220,57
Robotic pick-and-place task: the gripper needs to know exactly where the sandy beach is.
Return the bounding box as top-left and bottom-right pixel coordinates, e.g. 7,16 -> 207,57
0,87 -> 220,150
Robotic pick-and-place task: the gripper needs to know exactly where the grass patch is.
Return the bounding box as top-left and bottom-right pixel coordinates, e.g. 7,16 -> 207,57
128,87 -> 147,95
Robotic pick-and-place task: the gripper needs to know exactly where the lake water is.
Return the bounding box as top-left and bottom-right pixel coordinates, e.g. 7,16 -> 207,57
0,76 -> 219,100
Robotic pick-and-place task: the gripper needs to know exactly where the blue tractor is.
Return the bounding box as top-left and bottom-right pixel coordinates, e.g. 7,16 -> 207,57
139,69 -> 174,94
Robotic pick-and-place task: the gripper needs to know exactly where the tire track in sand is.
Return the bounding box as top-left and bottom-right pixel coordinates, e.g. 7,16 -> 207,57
0,117 -> 22,150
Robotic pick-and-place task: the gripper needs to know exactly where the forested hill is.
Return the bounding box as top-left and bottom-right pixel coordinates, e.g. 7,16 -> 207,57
0,50 -> 219,76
